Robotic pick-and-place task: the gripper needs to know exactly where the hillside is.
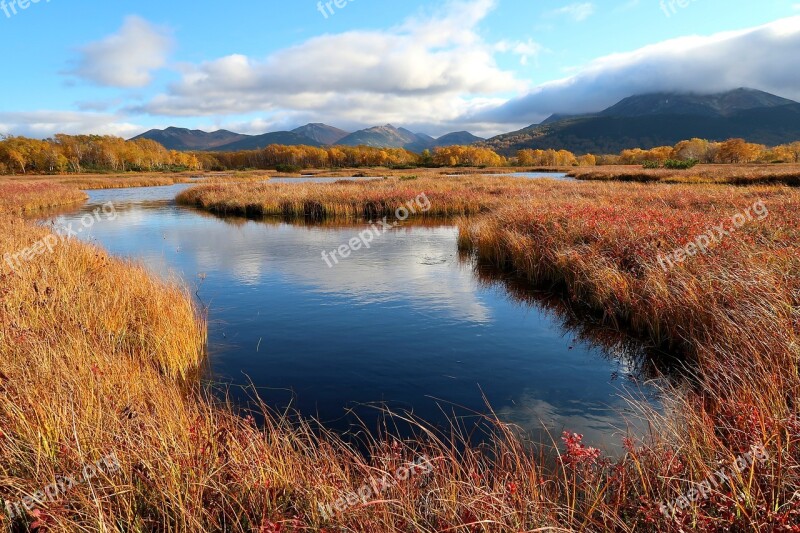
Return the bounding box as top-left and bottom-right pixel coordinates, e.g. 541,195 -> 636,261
483,89 -> 800,155
435,131 -> 485,146
132,127 -> 249,151
337,124 -> 424,148
215,131 -> 323,151
291,123 -> 349,145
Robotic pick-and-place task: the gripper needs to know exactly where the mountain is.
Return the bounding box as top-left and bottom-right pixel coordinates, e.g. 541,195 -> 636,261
336,125 -> 484,151
540,113 -> 576,125
483,89 -> 800,155
291,123 -> 349,145
133,124 -> 484,153
132,127 -> 249,151
216,131 -> 323,151
404,133 -> 438,153
337,124 -> 424,148
599,88 -> 795,118
434,131 -> 485,146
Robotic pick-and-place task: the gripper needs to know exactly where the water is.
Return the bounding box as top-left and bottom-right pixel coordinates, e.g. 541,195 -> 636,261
270,176 -> 383,184
445,171 -> 575,181
47,182 -> 658,452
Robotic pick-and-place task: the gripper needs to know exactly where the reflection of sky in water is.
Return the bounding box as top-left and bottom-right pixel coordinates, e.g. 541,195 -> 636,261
46,185 -> 657,452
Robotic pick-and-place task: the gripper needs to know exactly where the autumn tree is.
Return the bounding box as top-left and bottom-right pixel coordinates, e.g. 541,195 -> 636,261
672,138 -> 710,161
771,142 -> 800,163
433,146 -> 505,167
716,138 -> 766,164
516,149 -> 577,166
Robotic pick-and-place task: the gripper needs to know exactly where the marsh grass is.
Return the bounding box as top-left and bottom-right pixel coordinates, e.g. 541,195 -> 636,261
175,176 -> 537,220
459,179 -> 800,529
569,163 -> 800,185
0,182 -> 87,216
0,174 -> 200,191
3,176 -> 800,531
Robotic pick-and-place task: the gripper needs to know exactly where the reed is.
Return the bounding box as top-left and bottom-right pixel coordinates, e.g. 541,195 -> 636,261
176,176 -> 536,220
0,174 -> 200,190
0,182 -> 87,216
459,179 -> 800,529
2,176 -> 799,531
569,163 -> 800,185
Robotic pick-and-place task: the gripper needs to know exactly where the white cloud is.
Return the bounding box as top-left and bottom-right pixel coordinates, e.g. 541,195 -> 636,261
0,111 -> 142,138
136,0 -> 525,132
69,16 -> 173,88
548,2 -> 596,22
481,16 -> 800,125
495,39 -> 546,66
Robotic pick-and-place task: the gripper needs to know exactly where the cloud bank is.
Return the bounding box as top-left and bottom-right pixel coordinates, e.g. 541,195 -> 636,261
480,16 -> 800,126
5,4 -> 800,138
0,111 -> 142,138
69,16 -> 173,88
136,0 -> 529,133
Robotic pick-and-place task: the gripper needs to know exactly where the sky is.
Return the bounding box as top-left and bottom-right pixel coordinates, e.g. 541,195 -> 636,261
1,0 -> 799,139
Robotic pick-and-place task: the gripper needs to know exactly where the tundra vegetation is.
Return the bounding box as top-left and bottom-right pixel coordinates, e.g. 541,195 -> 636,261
1,162 -> 800,530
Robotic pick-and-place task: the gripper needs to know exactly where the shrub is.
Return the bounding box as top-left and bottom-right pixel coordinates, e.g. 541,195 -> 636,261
664,159 -> 699,169
642,160 -> 661,169
275,163 -> 302,173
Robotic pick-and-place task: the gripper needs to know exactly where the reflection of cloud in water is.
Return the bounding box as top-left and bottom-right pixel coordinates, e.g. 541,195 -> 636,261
53,197 -> 663,446
293,227 -> 492,322
496,391 -> 651,453
90,208 -> 494,323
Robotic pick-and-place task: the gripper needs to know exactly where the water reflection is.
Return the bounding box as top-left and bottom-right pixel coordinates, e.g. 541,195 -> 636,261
41,185 -> 660,453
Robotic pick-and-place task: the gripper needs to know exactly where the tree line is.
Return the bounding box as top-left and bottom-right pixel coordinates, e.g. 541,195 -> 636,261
0,135 -> 202,174
1,134 -> 800,175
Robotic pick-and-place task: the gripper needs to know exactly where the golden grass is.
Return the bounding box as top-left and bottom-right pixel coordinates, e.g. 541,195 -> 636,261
0,182 -> 87,216
3,175 -> 800,531
0,179 -> 568,532
176,175 -> 538,219
460,181 -> 800,358
0,173 -> 201,190
569,163 -> 800,185
459,179 -> 800,529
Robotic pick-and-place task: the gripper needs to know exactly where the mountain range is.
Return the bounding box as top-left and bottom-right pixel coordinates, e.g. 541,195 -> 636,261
132,124 -> 485,152
132,89 -> 800,156
482,88 -> 800,155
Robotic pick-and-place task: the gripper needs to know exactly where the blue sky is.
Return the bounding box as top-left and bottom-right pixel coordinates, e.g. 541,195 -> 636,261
1,0 -> 799,138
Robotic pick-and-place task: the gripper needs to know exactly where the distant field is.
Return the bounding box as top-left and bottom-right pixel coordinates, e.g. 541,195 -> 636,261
5,163 -> 800,189
568,163 -> 800,185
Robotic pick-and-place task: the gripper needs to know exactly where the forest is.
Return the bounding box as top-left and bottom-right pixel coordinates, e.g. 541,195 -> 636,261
1,133 -> 799,175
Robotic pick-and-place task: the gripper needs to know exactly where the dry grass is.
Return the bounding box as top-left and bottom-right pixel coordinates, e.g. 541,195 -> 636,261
459,179 -> 800,530
0,173 -> 201,190
4,176 -> 800,531
175,175 -> 539,219
569,163 -> 800,185
0,179 -> 568,532
0,182 -> 87,216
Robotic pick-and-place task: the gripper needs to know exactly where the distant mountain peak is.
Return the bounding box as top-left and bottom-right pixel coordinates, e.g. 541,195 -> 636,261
291,123 -> 349,145
600,88 -> 797,118
483,88 -> 800,156
435,131 -> 485,145
132,127 -> 249,151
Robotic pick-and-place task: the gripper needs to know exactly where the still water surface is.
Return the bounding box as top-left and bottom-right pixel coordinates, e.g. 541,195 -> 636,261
48,176 -> 657,451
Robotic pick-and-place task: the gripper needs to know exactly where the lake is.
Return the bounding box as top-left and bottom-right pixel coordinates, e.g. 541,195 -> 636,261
45,177 -> 659,452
